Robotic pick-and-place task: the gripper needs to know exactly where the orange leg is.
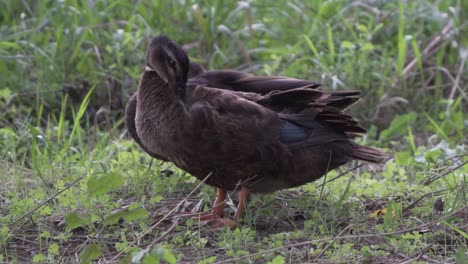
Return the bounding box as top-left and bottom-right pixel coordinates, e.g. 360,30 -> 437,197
234,187 -> 250,221
177,187 -> 251,230
207,186 -> 251,230
191,188 -> 226,222
174,188 -> 226,222
212,188 -> 226,218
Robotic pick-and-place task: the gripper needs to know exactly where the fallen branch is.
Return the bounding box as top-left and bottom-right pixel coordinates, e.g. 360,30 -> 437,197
314,224 -> 352,260
9,176 -> 84,226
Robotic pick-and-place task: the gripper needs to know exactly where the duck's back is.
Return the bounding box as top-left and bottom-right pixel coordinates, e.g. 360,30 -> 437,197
167,82 -> 385,193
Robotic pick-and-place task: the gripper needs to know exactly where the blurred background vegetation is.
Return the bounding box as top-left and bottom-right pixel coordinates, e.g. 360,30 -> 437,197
0,0 -> 466,263
1,0 -> 466,135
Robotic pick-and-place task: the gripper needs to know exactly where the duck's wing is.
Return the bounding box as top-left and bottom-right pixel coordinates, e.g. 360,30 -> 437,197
186,85 -> 386,164
188,70 -> 321,94
269,89 -> 387,163
184,84 -> 359,147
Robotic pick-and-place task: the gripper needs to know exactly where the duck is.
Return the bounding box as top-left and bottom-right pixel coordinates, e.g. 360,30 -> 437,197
125,61 -> 204,161
127,35 -> 387,229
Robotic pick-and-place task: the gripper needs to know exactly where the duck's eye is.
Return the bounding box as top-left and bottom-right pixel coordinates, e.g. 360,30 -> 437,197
168,59 -> 176,69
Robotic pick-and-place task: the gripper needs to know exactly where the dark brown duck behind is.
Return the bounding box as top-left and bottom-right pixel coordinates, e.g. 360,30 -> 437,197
127,35 -> 387,228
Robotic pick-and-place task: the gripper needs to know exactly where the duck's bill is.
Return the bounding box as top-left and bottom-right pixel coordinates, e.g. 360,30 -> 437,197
145,65 -> 155,72
145,65 -> 168,83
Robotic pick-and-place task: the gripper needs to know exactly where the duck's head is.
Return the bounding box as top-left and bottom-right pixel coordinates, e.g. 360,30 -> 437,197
145,35 -> 190,97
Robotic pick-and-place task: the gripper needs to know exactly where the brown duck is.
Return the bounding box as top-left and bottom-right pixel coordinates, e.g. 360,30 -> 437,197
126,35 -> 387,228
126,61 -> 204,161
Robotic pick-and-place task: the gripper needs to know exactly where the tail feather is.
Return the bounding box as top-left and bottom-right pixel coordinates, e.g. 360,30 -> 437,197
348,145 -> 389,164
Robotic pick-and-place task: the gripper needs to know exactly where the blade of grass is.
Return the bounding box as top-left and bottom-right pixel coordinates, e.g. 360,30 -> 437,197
424,112 -> 450,142
66,86 -> 94,150
397,0 -> 407,76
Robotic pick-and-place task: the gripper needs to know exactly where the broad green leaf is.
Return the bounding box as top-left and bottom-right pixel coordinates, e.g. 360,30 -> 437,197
87,171 -> 125,197
80,243 -> 103,264
357,24 -> 368,32
361,43 -> 375,51
142,255 -> 160,264
32,253 -> 46,263
48,243 -> 60,255
0,88 -> 11,99
424,148 -> 443,162
380,112 -> 417,141
341,41 -> 354,49
163,249 -> 177,264
104,208 -> 149,225
268,255 -> 285,264
65,212 -> 88,231
395,151 -> 414,166
198,256 -> 217,264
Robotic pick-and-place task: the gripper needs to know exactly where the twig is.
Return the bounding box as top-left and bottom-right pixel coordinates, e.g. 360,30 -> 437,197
215,205 -> 467,264
399,244 -> 433,264
141,172 -> 212,238
9,176 -> 84,226
147,218 -> 180,249
316,164 -> 363,188
314,224 -> 351,259
446,48 -> 467,115
423,160 -> 468,185
402,189 -> 447,213
402,23 -> 454,77
109,172 -> 212,262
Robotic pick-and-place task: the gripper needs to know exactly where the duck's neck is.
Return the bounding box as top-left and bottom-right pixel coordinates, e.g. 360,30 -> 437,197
137,71 -> 184,114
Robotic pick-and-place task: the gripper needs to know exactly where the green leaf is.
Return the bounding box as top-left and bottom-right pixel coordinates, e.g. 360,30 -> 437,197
357,24 -> 368,32
142,255 -> 160,264
424,148 -> 443,162
268,255 -> 285,264
395,151 -> 414,166
0,127 -> 16,139
455,249 -> 468,264
87,171 -> 125,197
80,243 -> 103,264
104,207 -> 149,225
380,113 -> 417,141
33,253 -> 46,263
341,41 -> 354,49
163,249 -> 177,264
0,88 -> 11,99
64,212 -> 89,231
361,43 -> 375,52
198,256 -> 217,264
48,243 -> 60,255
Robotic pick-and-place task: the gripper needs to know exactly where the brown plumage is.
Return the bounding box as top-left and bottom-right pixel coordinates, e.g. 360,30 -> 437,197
125,61 -> 204,161
127,35 -> 387,228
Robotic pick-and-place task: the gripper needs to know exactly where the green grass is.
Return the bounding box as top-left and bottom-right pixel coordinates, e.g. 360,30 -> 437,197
1,0 -> 467,263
